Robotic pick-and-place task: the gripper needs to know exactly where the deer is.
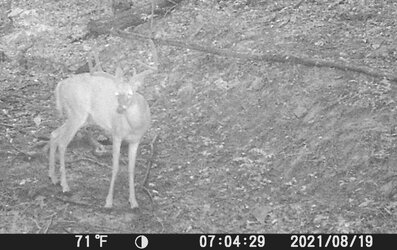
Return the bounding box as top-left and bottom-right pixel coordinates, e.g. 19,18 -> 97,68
49,40 -> 158,209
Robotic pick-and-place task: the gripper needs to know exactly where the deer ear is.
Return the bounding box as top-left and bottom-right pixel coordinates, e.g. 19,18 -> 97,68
129,71 -> 150,89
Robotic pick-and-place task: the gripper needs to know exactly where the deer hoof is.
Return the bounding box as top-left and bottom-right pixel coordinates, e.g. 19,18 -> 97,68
61,185 -> 70,193
104,202 -> 113,209
129,199 -> 139,210
49,176 -> 59,185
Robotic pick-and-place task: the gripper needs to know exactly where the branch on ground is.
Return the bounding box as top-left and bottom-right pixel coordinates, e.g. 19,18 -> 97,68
114,30 -> 397,82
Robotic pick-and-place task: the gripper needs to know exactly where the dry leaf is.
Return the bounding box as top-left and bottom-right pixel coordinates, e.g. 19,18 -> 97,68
33,115 -> 42,126
251,205 -> 271,224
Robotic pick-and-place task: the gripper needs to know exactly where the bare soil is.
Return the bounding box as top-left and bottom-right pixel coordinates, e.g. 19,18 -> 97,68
1,0 -> 397,233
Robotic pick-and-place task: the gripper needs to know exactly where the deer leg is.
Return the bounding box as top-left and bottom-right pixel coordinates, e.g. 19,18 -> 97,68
56,117 -> 86,192
105,137 -> 122,208
128,142 -> 139,209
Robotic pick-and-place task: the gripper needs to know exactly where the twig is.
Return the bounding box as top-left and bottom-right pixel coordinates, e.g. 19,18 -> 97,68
69,157 -> 111,169
141,1 -> 158,199
8,142 -> 40,165
31,140 -> 49,149
54,196 -> 91,208
30,217 -> 42,233
135,59 -> 157,71
8,142 -> 25,154
293,0 -> 305,9
0,122 -> 14,128
62,227 -> 72,233
142,186 -> 153,209
143,133 -> 159,187
156,216 -> 165,233
43,213 -> 56,234
0,122 -> 28,135
141,134 -> 159,210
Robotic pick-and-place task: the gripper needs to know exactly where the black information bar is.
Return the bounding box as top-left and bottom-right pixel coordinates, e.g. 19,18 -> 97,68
0,234 -> 393,249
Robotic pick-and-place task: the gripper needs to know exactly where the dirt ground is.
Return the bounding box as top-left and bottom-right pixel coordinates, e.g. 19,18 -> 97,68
1,0 -> 397,233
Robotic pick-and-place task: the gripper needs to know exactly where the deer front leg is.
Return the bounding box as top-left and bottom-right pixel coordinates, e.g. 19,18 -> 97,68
58,143 -> 70,192
105,137 -> 122,208
128,142 -> 139,209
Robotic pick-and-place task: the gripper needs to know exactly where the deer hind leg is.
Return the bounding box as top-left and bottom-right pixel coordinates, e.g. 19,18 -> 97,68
49,113 -> 87,192
105,137 -> 122,208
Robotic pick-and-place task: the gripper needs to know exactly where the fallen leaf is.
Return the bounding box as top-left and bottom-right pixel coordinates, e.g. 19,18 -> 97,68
251,205 -> 271,224
33,115 -> 42,126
